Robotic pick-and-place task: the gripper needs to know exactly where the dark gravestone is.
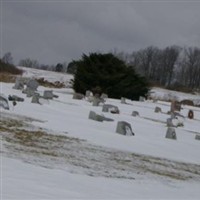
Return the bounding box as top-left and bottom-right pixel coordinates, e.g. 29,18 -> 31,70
88,111 -> 104,122
116,121 -> 134,136
195,134 -> 200,140
8,95 -> 24,102
165,127 -> 177,140
73,93 -> 84,100
154,106 -> 162,113
132,111 -> 139,117
31,93 -> 40,104
188,110 -> 194,119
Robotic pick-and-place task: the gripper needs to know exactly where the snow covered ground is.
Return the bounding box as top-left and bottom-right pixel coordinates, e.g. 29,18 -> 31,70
1,67 -> 200,199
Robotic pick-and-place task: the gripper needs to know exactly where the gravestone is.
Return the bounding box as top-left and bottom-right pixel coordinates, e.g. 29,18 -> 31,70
0,94 -> 9,110
101,93 -> 108,99
13,77 -> 24,90
121,97 -> 126,104
43,90 -> 54,99
139,96 -> 145,102
132,111 -> 139,117
22,88 -> 35,97
73,93 -> 84,100
165,127 -> 177,140
26,79 -> 39,91
170,100 -> 181,113
154,106 -> 162,113
31,93 -> 40,104
102,104 -> 119,113
116,121 -> 134,136
8,95 -> 24,102
188,110 -> 194,119
166,118 -> 174,127
88,111 -> 104,122
195,134 -> 200,140
85,90 -> 92,97
92,97 -> 104,106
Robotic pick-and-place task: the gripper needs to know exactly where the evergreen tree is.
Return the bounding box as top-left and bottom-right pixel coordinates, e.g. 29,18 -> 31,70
73,53 -> 149,100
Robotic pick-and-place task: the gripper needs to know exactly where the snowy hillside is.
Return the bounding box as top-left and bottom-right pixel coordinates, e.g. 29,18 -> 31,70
1,67 -> 200,199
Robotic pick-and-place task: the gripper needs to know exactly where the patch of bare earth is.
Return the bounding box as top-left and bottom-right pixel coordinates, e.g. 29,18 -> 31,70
1,112 -> 200,181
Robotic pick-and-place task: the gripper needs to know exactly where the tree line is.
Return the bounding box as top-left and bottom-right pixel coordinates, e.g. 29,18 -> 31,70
115,46 -> 200,91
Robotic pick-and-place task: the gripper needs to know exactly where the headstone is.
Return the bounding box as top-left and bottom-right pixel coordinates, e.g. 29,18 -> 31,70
31,93 -> 40,104
8,95 -> 24,102
92,97 -> 104,106
195,134 -> 200,140
121,97 -> 126,104
88,111 -> 104,122
154,106 -> 162,113
100,93 -> 108,99
43,90 -> 54,99
85,90 -> 92,97
188,110 -> 194,119
139,96 -> 145,102
26,79 -> 39,91
102,104 -> 119,113
13,77 -> 24,90
132,111 -> 139,117
116,121 -> 134,136
165,127 -> 177,140
73,93 -> 84,100
0,94 -> 9,110
22,88 -> 35,97
170,100 -> 181,113
166,118 -> 174,127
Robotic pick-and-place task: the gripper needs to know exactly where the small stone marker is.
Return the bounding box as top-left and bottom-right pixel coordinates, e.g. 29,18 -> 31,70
100,93 -> 108,99
154,106 -> 162,113
139,96 -> 145,102
121,97 -> 126,104
73,93 -> 84,100
166,118 -> 174,127
116,121 -> 134,136
102,104 -> 119,113
43,90 -> 54,99
31,93 -> 40,104
165,127 -> 177,140
85,90 -> 92,97
88,111 -> 104,122
132,111 -> 139,117
188,110 -> 194,119
195,134 -> 200,140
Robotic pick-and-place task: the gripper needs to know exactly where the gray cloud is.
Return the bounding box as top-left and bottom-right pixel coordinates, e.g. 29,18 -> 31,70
1,1 -> 200,65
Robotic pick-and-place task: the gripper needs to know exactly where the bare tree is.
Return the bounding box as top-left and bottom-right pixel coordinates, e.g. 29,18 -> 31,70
2,52 -> 13,64
18,58 -> 40,68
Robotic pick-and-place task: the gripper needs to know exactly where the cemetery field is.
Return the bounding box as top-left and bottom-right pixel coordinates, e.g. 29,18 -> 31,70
1,67 -> 200,199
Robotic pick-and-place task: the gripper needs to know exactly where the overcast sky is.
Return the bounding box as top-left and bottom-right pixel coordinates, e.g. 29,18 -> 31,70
1,0 -> 200,65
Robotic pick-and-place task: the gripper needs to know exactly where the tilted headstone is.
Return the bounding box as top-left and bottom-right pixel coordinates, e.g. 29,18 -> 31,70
102,104 -> 119,113
26,79 -> 39,91
154,106 -> 162,113
132,111 -> 139,117
22,88 -> 35,97
121,97 -> 126,104
188,110 -> 194,119
195,134 -> 200,140
43,90 -> 54,99
116,121 -> 134,136
31,93 -> 40,104
88,111 -> 104,122
13,77 -> 24,90
73,93 -> 84,100
165,127 -> 177,140
0,94 -> 9,110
